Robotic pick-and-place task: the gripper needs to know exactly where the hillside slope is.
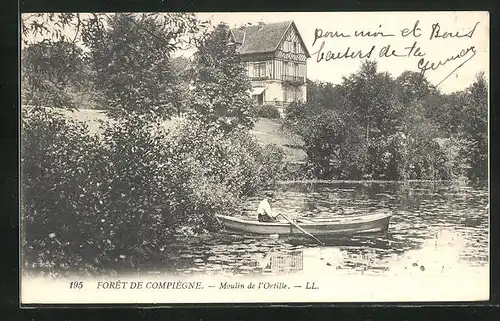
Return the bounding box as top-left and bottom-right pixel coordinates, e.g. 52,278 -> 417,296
54,108 -> 307,164
250,118 -> 306,163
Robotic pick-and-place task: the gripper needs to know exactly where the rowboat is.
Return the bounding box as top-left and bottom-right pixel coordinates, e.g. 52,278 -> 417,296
216,211 -> 392,236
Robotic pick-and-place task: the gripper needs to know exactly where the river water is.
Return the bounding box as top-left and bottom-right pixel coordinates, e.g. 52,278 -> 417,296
146,181 -> 489,279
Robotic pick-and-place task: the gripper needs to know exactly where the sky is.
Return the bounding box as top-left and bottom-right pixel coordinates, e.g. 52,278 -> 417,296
195,12 -> 489,93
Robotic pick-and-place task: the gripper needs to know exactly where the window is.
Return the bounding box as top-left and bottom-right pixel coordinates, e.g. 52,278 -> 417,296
259,63 -> 265,77
284,41 -> 296,52
252,63 -> 258,77
253,62 -> 266,78
253,93 -> 264,105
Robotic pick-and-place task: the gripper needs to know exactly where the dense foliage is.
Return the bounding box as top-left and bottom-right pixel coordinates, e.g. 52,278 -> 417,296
85,14 -> 184,119
21,14 -> 284,276
254,104 -> 282,119
189,23 -> 255,132
21,40 -> 89,109
284,61 -> 488,181
21,109 -> 284,275
21,108 -> 103,274
21,13 -> 204,115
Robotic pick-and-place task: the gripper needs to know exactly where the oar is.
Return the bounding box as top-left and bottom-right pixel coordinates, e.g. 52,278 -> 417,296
277,214 -> 324,246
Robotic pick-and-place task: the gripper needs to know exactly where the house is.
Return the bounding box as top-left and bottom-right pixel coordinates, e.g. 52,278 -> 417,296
229,21 -> 310,110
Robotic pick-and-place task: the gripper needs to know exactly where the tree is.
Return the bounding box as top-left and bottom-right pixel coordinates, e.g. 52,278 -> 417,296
171,56 -> 191,77
422,91 -> 459,135
21,13 -> 205,117
189,23 -> 254,133
283,100 -> 366,179
21,13 -> 288,276
339,61 -> 403,178
395,70 -> 434,106
21,13 -> 101,110
303,110 -> 366,179
21,40 -> 87,109
86,13 -> 185,120
341,61 -> 402,138
306,79 -> 351,116
462,72 -> 488,181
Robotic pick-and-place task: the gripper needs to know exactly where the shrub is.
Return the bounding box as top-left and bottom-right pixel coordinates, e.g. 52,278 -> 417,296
21,107 -> 103,275
424,137 -> 469,181
83,117 -> 238,270
284,101 -> 308,123
255,104 -> 281,119
292,109 -> 366,180
21,110 -> 285,276
170,120 -> 285,196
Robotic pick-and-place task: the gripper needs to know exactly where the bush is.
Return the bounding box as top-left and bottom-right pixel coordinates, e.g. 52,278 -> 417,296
255,104 -> 281,119
284,101 -> 323,125
422,137 -> 469,181
170,120 -> 285,196
90,117 -> 240,266
21,110 -> 285,276
21,107 -> 103,275
286,107 -> 366,180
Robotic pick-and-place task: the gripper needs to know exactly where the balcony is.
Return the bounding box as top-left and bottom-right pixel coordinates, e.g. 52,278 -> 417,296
282,75 -> 305,86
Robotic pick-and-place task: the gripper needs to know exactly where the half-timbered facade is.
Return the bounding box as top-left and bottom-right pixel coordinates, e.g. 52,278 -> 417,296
229,21 -> 310,109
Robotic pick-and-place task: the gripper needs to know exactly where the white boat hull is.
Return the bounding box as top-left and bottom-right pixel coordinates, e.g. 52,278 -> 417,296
216,212 -> 392,236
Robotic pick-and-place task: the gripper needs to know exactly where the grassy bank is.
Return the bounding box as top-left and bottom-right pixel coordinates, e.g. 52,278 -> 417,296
55,108 -> 307,165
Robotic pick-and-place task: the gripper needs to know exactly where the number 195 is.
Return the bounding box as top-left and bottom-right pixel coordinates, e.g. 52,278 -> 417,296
69,281 -> 83,289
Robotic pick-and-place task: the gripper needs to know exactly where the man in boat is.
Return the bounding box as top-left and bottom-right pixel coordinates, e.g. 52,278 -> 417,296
257,191 -> 279,222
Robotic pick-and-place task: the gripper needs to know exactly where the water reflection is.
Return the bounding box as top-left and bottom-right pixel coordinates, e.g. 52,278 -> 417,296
259,250 -> 304,274
159,181 -> 488,277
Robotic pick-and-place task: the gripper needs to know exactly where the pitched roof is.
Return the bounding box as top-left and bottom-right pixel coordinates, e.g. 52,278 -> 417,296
230,21 -> 310,57
229,28 -> 245,44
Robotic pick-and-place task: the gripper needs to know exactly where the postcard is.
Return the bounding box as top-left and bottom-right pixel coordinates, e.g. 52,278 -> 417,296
20,11 -> 489,304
